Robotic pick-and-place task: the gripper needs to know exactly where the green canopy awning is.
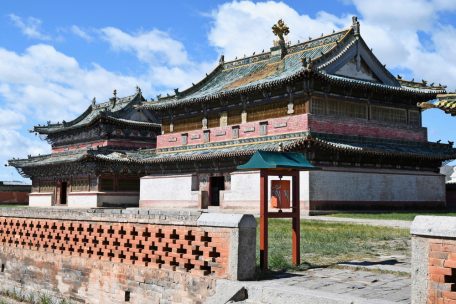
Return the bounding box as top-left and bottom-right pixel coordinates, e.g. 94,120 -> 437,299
237,150 -> 319,170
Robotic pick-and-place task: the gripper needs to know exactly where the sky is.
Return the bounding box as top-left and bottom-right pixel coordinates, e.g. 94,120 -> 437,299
1,0 -> 456,181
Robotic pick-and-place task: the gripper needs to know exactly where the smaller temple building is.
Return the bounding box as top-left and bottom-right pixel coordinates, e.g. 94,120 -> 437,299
0,181 -> 31,204
9,88 -> 161,208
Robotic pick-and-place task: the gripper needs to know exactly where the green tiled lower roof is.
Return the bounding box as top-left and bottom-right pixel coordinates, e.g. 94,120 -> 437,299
9,132 -> 456,169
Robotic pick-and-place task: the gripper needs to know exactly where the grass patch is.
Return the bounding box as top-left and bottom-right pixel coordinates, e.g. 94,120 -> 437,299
328,212 -> 456,221
258,219 -> 410,271
0,204 -> 28,209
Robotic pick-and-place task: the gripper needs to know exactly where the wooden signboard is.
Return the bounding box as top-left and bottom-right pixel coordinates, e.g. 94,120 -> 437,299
271,180 -> 290,209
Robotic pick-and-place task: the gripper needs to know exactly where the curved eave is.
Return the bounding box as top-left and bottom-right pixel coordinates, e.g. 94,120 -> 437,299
33,115 -> 160,135
85,138 -> 456,166
314,72 -> 446,98
8,154 -> 88,169
33,92 -> 146,134
308,138 -> 456,161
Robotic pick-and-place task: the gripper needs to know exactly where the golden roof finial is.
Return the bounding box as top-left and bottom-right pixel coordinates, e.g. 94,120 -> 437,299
272,19 -> 289,43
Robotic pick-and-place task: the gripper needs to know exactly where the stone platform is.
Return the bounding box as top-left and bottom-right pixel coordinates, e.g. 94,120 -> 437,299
209,267 -> 410,304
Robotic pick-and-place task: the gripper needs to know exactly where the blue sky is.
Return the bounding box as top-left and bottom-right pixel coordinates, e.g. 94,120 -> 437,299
1,0 -> 456,180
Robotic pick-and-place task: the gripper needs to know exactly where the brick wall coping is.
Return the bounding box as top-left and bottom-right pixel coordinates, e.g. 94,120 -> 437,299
411,215 -> 456,238
197,213 -> 256,228
0,208 -> 255,228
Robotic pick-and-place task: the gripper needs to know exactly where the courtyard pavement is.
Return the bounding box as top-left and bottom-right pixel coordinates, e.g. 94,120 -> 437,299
209,262 -> 411,303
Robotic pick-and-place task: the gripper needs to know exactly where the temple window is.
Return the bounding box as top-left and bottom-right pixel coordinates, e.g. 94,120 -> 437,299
248,101 -> 287,122
71,178 -> 89,192
311,98 -> 326,115
260,121 -> 268,136
181,133 -> 188,145
408,110 -> 421,126
203,130 -> 210,143
202,117 -> 208,129
294,99 -> 307,114
228,110 -> 242,125
207,115 -> 219,128
39,180 -> 54,193
241,110 -> 247,123
327,99 -> 367,119
220,112 -> 228,127
232,126 -> 239,139
371,105 -> 407,124
172,117 -> 200,133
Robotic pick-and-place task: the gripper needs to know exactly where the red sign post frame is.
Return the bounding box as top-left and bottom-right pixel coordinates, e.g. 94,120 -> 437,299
259,169 -> 300,270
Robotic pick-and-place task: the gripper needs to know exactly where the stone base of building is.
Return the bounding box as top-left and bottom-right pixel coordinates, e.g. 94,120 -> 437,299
140,168 -> 446,214
29,192 -> 139,208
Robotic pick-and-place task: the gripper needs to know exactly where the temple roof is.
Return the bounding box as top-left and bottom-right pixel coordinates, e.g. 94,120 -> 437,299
418,94 -> 456,116
9,131 -> 456,172
139,18 -> 445,111
33,89 -> 160,135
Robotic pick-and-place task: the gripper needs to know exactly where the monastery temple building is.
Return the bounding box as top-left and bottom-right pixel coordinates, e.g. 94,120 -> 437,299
9,18 -> 456,213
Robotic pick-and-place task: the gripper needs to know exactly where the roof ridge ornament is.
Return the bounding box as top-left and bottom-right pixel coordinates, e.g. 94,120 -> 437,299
136,86 -> 141,95
91,97 -> 96,107
272,19 -> 289,44
111,89 -> 117,108
271,19 -> 289,59
351,16 -> 360,36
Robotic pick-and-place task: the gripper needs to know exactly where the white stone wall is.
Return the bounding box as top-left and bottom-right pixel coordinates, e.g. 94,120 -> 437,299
140,175 -> 199,208
29,193 -> 53,207
67,193 -> 98,208
138,169 -> 445,211
221,171 -> 310,210
309,169 -> 445,202
221,171 -> 260,209
67,192 -> 140,208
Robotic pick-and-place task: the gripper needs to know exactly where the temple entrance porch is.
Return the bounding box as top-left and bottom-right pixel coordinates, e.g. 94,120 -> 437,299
209,176 -> 225,206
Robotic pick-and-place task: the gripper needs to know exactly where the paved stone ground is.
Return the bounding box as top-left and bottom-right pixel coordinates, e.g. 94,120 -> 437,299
208,266 -> 411,304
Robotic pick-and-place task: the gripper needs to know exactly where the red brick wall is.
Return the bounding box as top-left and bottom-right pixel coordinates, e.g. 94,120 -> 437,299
308,115 -> 427,142
0,192 -> 28,204
157,114 -> 309,149
157,113 -> 427,149
0,217 -> 229,278
428,239 -> 456,303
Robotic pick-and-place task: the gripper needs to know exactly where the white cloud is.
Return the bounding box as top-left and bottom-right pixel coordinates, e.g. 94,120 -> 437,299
99,27 -> 215,91
345,0 -> 456,90
8,14 -> 51,41
100,27 -> 189,66
70,25 -> 93,42
208,1 -> 350,60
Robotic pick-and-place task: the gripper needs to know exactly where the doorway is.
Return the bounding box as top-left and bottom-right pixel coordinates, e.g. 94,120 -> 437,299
60,182 -> 68,205
209,176 -> 225,206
